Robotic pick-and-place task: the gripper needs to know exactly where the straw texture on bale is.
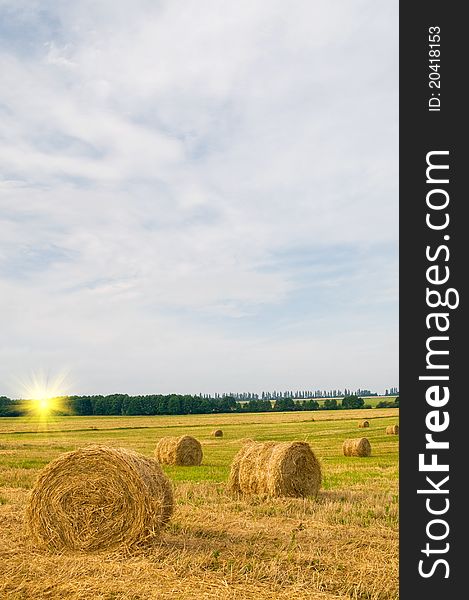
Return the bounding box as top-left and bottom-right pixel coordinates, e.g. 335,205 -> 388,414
386,424 -> 399,435
343,438 -> 372,457
359,420 -> 370,428
212,429 -> 223,437
155,435 -> 203,466
26,445 -> 173,552
240,438 -> 254,444
228,441 -> 321,498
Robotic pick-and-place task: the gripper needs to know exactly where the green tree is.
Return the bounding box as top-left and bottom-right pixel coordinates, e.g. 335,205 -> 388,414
167,395 -> 182,415
303,398 -> 319,411
69,396 -> 93,415
0,396 -> 21,416
342,395 -> 364,409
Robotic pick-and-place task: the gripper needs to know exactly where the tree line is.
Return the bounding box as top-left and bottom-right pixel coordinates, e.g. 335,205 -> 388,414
207,388 -> 385,400
0,393 -> 399,417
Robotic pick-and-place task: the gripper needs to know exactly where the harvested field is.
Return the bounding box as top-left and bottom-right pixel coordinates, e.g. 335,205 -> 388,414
0,408 -> 399,599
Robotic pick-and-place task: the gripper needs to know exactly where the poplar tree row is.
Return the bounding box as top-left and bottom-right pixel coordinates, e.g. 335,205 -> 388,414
0,393 -> 398,417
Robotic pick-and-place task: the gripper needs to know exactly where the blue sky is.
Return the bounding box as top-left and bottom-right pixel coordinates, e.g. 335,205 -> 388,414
0,0 -> 398,396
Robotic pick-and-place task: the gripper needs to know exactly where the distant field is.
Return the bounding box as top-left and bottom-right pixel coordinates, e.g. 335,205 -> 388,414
0,408 -> 399,600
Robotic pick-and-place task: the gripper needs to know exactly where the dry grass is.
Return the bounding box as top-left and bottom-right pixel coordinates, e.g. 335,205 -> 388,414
385,425 -> 399,435
0,410 -> 398,599
0,483 -> 398,600
0,407 -> 399,434
358,421 -> 369,429
228,441 -> 321,498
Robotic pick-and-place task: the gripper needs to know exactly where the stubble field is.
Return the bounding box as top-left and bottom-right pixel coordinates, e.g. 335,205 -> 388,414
0,408 -> 399,600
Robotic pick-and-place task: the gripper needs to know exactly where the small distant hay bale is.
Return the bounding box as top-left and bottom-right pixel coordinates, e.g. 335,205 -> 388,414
359,420 -> 370,428
228,441 -> 322,498
386,424 -> 399,435
213,429 -> 223,437
26,445 -> 173,552
343,437 -> 372,457
155,435 -> 203,466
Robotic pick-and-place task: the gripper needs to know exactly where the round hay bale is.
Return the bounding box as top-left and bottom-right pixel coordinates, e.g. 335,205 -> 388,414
26,445 -> 173,552
155,435 -> 203,466
358,420 -> 370,428
386,424 -> 399,435
343,437 -> 372,457
228,441 -> 321,498
213,429 -> 223,437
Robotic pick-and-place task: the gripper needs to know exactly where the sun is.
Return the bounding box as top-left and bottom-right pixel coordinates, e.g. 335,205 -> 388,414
19,371 -> 71,417
35,395 -> 54,414
27,387 -> 59,416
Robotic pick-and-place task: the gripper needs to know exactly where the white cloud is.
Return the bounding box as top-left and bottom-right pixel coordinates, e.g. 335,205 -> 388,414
0,1 -> 398,395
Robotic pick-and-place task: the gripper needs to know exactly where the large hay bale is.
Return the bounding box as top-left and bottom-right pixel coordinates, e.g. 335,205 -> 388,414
358,420 -> 370,428
213,429 -> 223,437
343,437 -> 372,457
228,441 -> 321,498
26,445 -> 173,552
386,424 -> 399,435
155,435 -> 203,466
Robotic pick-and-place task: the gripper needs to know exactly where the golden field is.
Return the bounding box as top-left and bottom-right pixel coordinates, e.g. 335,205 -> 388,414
0,408 -> 399,600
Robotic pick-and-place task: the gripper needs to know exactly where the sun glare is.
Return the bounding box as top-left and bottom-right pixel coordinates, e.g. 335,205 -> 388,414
27,385 -> 60,416
35,396 -> 53,414
18,371 -> 71,418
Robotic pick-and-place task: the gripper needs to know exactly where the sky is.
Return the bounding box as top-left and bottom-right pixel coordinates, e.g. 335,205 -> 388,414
0,0 -> 398,397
